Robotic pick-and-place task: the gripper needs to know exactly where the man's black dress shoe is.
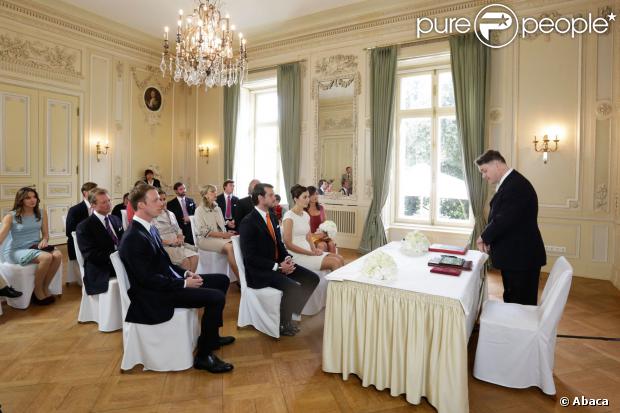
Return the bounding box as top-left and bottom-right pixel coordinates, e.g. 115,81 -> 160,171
194,353 -> 234,373
279,323 -> 297,336
218,336 -> 235,346
0,286 -> 23,298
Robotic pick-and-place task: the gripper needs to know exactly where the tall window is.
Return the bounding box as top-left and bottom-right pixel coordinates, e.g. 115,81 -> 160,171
235,81 -> 287,204
393,61 -> 471,226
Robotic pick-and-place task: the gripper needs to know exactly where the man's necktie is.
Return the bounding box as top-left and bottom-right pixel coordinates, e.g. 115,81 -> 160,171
149,225 -> 183,279
180,198 -> 189,219
225,195 -> 232,219
149,225 -> 164,250
104,216 -> 119,247
265,212 -> 278,261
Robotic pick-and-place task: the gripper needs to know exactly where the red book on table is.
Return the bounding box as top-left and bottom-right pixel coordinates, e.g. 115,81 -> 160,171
430,266 -> 462,276
428,244 -> 468,255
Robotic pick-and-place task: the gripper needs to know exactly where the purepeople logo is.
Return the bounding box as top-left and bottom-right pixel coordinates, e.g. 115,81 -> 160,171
416,3 -> 616,48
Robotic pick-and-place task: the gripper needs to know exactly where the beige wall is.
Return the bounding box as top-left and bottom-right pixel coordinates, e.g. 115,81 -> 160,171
243,0 -> 619,279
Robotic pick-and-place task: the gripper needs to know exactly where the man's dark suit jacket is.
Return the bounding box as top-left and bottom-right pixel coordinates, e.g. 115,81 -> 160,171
66,201 -> 89,260
216,193 -> 239,220
234,196 -> 254,231
239,208 -> 290,289
111,203 -> 126,220
76,214 -> 123,295
167,197 -> 196,244
481,170 -> 546,271
118,220 -> 186,325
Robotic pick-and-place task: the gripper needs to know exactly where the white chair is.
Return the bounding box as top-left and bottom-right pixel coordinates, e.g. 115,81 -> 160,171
473,256 -> 573,395
110,251 -> 199,371
62,214 -> 82,286
120,210 -> 129,230
232,235 -> 282,338
189,215 -> 236,282
0,238 -> 63,309
301,270 -> 328,316
73,232 -> 122,332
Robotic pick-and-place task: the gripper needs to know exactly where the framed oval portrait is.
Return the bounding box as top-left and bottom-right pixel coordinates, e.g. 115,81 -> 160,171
144,86 -> 162,112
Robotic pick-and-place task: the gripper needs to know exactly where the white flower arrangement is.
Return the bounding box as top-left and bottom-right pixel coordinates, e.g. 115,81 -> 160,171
362,251 -> 398,281
401,230 -> 430,256
318,220 -> 338,239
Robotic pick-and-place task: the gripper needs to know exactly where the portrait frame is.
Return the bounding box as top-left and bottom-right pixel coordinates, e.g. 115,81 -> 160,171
143,86 -> 162,112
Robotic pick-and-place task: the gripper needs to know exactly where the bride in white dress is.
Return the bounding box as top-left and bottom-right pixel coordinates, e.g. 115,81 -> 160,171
282,185 -> 344,272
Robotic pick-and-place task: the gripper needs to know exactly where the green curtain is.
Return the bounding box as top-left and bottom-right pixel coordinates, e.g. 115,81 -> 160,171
449,32 -> 489,249
359,46 -> 397,253
277,63 -> 301,194
223,82 -> 240,180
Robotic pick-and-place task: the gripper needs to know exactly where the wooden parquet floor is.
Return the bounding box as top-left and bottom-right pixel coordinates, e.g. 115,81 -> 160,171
0,246 -> 619,413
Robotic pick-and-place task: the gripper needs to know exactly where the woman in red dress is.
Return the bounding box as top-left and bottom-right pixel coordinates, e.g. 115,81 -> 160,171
305,186 -> 336,253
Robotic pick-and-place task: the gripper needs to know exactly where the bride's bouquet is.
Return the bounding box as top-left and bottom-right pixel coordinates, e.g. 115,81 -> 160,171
401,230 -> 430,256
362,251 -> 397,281
318,220 -> 337,239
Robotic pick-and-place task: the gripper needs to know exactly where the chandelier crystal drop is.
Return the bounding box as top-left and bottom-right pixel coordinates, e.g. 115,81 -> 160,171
160,1 -> 247,90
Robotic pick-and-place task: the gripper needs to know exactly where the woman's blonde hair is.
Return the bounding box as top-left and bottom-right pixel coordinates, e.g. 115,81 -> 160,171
200,184 -> 218,208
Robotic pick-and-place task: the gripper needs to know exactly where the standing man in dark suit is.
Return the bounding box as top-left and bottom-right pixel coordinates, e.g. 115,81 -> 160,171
76,188 -> 123,295
167,182 -> 196,245
66,182 -> 98,265
119,184 -> 235,373
239,183 -> 319,336
143,169 -> 161,188
216,180 -> 239,232
234,179 -> 259,231
476,150 -> 546,305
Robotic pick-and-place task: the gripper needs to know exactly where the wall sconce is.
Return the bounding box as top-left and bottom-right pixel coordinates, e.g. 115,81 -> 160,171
96,141 -> 110,162
533,134 -> 559,164
198,144 -> 210,163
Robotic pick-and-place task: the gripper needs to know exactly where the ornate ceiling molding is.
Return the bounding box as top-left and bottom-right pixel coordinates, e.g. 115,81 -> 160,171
249,0 -> 491,54
0,30 -> 82,82
0,0 -> 159,59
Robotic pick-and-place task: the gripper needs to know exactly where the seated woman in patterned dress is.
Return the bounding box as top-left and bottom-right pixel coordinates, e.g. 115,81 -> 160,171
0,187 -> 62,305
152,189 -> 199,272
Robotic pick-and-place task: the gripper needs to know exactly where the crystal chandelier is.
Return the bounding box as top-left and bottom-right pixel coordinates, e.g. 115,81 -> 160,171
160,1 -> 247,89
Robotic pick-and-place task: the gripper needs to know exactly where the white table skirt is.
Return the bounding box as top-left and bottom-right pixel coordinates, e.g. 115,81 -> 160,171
322,243 -> 488,413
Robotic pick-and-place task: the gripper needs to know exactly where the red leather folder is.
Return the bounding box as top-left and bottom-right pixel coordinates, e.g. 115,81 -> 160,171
430,266 -> 462,276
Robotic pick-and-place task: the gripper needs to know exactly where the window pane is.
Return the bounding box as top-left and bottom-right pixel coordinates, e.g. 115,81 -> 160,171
399,117 -> 431,220
438,72 -> 455,107
254,126 -> 279,187
437,116 -> 469,221
400,74 -> 432,110
255,92 -> 278,123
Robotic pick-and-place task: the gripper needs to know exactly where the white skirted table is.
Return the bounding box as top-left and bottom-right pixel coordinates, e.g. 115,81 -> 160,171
322,242 -> 488,413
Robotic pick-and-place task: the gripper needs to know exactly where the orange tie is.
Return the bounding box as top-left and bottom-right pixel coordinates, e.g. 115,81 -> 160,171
265,212 -> 279,261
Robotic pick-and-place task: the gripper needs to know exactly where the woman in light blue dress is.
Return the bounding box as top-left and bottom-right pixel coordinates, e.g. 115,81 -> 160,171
0,187 -> 62,305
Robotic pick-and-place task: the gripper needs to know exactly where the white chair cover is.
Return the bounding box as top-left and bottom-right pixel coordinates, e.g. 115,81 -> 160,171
120,210 -> 128,230
110,252 -> 199,371
189,215 -> 236,282
473,256 -> 573,395
62,214 -> 82,286
231,235 -> 282,338
0,242 -> 63,309
301,270 -> 328,316
73,232 -> 122,332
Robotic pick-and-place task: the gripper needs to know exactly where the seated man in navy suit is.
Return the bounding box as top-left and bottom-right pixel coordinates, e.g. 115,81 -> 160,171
239,183 -> 319,336
76,188 -> 123,295
119,183 -> 235,373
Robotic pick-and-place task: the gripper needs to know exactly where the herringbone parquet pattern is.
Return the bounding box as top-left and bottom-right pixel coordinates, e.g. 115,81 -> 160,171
0,246 -> 618,413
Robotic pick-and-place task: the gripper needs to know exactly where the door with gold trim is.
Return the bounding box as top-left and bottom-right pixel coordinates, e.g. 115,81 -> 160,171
0,83 -> 79,245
